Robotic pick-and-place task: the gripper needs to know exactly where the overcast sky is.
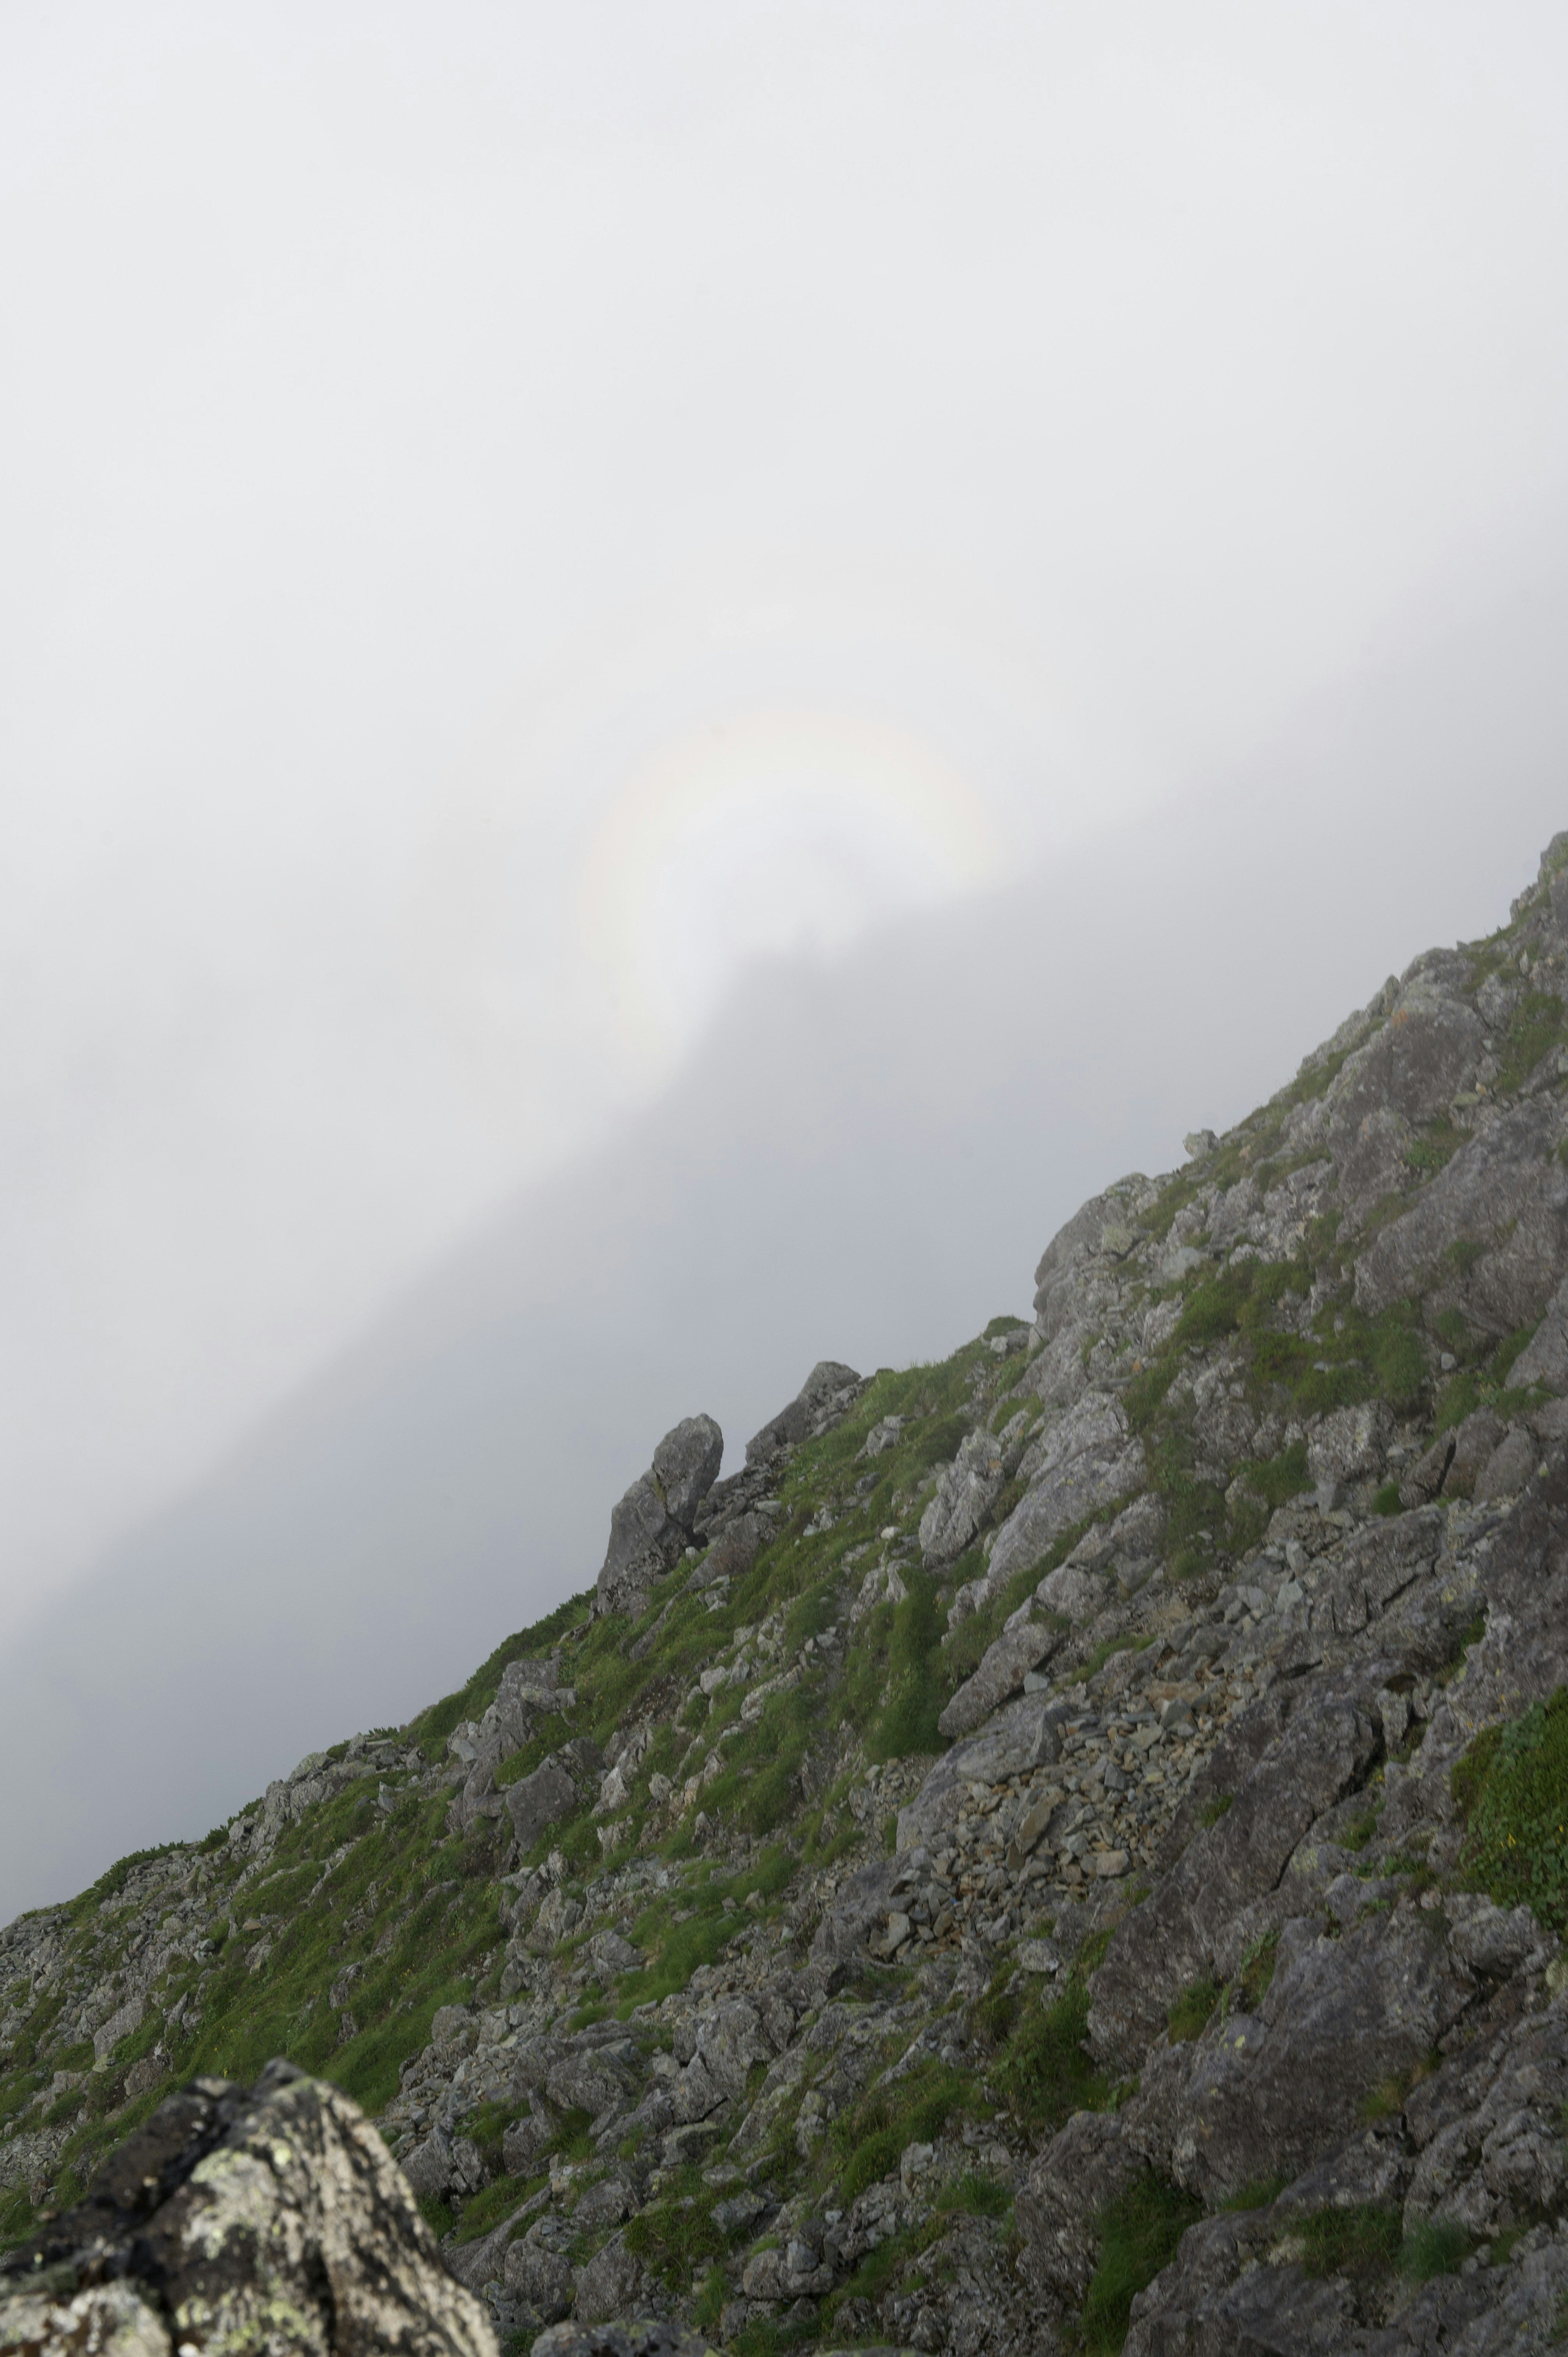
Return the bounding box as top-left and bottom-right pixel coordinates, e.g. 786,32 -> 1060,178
3,2 -> 1568,1766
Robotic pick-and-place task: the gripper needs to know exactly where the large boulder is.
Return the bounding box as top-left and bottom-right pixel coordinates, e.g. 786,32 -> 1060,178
744,1361 -> 862,1465
0,2062 -> 497,2357
596,1414 -> 723,1617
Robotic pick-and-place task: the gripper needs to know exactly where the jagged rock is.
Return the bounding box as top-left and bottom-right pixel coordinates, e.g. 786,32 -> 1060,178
1127,1905 -> 1478,2201
744,1361 -> 862,1465
91,1995 -> 145,2066
0,2063 -> 497,2357
506,1762 -> 582,1855
1355,1098 -> 1568,1329
986,1393 -> 1145,1586
569,2230 -> 648,2324
597,1415 -> 724,1617
936,1617 -> 1060,1739
1017,2109 -> 1140,2304
1510,1269 -> 1568,1391
1088,1667 -> 1384,2058
1475,1423 -> 1539,1500
693,1511 -> 764,1586
503,2230 -> 575,2319
1444,1406 -> 1509,1498
1306,1399 -> 1394,1499
918,1427 -> 1007,1566
1326,977 -> 1484,1215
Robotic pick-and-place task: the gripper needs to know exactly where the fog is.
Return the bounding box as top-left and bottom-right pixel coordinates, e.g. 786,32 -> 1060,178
2,5 -> 1568,1917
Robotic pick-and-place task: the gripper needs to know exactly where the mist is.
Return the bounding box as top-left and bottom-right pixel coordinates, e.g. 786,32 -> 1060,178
2,549 -> 1568,1920
4,6 -> 1568,1918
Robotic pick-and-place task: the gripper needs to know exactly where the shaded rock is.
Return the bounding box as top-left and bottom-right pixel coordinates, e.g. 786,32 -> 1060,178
937,1618 -> 1060,1740
504,2232 -> 575,2320
1128,1907 -> 1476,2201
535,2329 -> 716,2357
1306,1400 -> 1393,1496
1016,2110 -> 1140,2304
1326,982 -> 1483,1215
1034,1561 -> 1110,1623
1475,1424 -> 1539,1501
91,1996 -> 145,2066
570,2229 -> 647,2324
692,1998 -> 773,2097
693,1512 -> 764,1588
745,1362 -> 862,1465
506,1763 -> 581,1855
895,1693 -> 1064,1851
1088,1669 -> 1383,2058
0,2063 -> 496,2357
597,1416 -> 724,1616
1443,1407 -> 1508,1499
1510,1271 -> 1568,1393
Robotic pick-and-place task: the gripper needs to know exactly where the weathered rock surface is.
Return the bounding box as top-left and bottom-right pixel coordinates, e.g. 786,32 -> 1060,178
597,1417 -> 724,1617
0,2063 -> 497,2357
744,1362 -> 863,1466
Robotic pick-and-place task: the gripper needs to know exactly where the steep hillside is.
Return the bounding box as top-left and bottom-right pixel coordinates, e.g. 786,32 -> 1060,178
12,836 -> 1568,2353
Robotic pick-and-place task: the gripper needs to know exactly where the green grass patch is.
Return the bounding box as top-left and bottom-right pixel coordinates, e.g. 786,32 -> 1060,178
1199,1793 -> 1233,1830
831,2061 -> 975,2205
1166,1978 -> 1220,2044
1080,2172 -> 1203,2354
1342,1806 -> 1379,1853
1297,2202 -> 1401,2279
1450,1686 -> 1568,1932
624,2191 -> 724,2290
988,1979 -> 1109,2133
934,2170 -> 1011,2219
1397,2217 -> 1466,2278
868,1571 -> 950,1762
1234,1930 -> 1278,2011
452,2170 -> 545,2242
1221,2173 -> 1287,2212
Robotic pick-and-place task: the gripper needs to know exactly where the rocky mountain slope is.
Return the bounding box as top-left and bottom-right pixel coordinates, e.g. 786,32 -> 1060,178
12,836 -> 1568,2354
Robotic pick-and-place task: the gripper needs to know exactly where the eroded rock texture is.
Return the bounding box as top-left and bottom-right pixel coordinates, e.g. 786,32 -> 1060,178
0,2063 -> 497,2357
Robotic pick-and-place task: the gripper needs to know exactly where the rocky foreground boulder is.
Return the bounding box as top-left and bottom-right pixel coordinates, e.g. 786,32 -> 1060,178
0,2060 -> 498,2357
16,837 -> 1568,2355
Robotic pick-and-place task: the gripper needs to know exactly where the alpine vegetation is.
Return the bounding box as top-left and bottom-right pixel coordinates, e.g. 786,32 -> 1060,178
14,840 -> 1568,2353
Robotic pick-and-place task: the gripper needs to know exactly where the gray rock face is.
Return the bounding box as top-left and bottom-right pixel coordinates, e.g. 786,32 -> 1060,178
1327,983 -> 1484,1215
744,1360 -> 862,1465
986,1393 -> 1145,1587
1510,1269 -> 1568,1391
1129,1908 -> 1477,2201
596,1414 -> 723,1617
0,2063 -> 497,2357
936,1616 -> 1060,1739
568,2229 -> 647,2324
919,1426 -> 1008,1566
504,1762 -> 579,1856
1306,1399 -> 1393,1496
1355,1099 -> 1568,1329
1088,1669 -> 1384,2058
533,2327 -> 714,2357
